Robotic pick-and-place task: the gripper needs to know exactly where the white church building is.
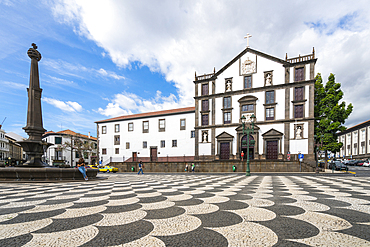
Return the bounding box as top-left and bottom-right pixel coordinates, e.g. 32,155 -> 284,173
96,46 -> 316,164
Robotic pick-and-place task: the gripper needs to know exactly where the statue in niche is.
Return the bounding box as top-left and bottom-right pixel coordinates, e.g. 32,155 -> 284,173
202,131 -> 208,143
296,126 -> 302,139
265,73 -> 272,86
225,80 -> 232,92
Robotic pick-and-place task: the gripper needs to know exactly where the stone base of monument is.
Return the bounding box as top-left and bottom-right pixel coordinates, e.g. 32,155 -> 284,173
0,167 -> 101,181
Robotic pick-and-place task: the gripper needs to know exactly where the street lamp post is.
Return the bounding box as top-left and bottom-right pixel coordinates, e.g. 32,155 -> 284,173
241,114 -> 256,176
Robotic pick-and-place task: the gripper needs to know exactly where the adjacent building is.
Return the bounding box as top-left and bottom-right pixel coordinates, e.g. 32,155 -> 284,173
95,107 -> 195,164
337,119 -> 370,160
0,125 -> 9,165
42,129 -> 98,167
194,47 -> 316,162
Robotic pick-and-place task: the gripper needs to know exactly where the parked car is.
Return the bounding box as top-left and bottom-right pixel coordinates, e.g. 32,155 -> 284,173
328,161 -> 348,171
363,161 -> 370,167
99,166 -> 119,173
86,165 -> 99,170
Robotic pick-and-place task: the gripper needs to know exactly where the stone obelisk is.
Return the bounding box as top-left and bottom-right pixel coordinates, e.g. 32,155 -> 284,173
18,43 -> 51,167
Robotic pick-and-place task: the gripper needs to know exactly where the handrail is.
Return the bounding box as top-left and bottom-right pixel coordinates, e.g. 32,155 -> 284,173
196,73 -> 214,81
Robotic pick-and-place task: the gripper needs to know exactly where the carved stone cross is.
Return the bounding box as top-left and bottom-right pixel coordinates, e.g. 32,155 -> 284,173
244,33 -> 252,48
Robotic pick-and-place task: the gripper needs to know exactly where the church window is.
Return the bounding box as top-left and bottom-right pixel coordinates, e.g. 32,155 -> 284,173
224,112 -> 231,124
102,148 -> 107,155
295,87 -> 304,101
266,91 -> 274,104
161,140 -> 165,148
143,121 -> 149,133
128,123 -> 133,131
114,135 -> 120,145
223,97 -> 231,109
295,67 -> 304,81
102,126 -> 107,134
115,124 -> 120,133
202,114 -> 209,126
201,83 -> 209,95
172,140 -> 177,147
294,104 -> 304,118
159,119 -> 165,132
202,100 -> 209,111
266,108 -> 274,120
180,119 -> 186,130
244,75 -> 252,89
115,148 -> 119,154
242,104 -> 254,112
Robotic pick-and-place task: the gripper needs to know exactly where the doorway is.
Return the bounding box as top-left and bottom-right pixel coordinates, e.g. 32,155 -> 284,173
150,147 -> 157,162
241,135 -> 254,160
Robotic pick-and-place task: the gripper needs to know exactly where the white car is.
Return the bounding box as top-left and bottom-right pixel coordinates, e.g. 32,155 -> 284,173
363,161 -> 370,167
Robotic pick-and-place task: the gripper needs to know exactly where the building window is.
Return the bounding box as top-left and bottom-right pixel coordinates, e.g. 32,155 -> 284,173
55,137 -> 62,144
191,131 -> 195,138
115,148 -> 119,154
159,119 -> 165,132
223,97 -> 231,109
295,104 -> 304,118
224,112 -> 231,124
126,142 -> 130,149
161,140 -> 165,148
143,121 -> 149,133
242,104 -> 254,112
102,126 -> 107,134
143,141 -> 147,148
202,114 -> 209,126
295,87 -> 304,101
201,83 -> 209,96
172,140 -> 177,147
180,119 -> 186,130
128,122 -> 133,131
266,108 -> 274,120
102,148 -> 107,155
266,91 -> 274,104
115,124 -> 120,133
114,135 -> 120,145
295,67 -> 304,81
244,75 -> 252,89
75,152 -> 80,158
202,100 -> 209,111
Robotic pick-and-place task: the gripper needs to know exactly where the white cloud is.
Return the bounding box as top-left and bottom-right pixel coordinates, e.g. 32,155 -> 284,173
2,81 -> 27,90
51,0 -> 370,126
43,97 -> 83,112
97,68 -> 125,80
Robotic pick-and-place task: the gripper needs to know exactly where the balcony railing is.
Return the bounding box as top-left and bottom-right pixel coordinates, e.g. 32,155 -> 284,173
51,156 -> 66,161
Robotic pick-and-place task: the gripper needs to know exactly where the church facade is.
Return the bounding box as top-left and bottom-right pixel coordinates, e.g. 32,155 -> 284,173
194,47 -> 316,162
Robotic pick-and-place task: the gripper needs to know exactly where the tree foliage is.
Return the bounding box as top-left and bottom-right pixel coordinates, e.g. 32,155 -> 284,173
314,73 -> 353,155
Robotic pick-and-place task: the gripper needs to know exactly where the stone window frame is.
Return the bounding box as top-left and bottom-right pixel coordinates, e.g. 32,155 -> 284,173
143,121 -> 149,133
244,75 -> 253,89
172,140 -> 177,147
294,65 -> 306,82
201,99 -> 209,112
126,142 -> 130,149
102,126 -> 107,134
191,130 -> 195,138
265,107 -> 275,121
294,86 -> 305,101
294,124 -> 304,140
201,83 -> 209,96
264,70 -> 273,87
102,148 -> 107,155
114,135 -> 120,145
223,111 -> 232,124
293,104 -> 305,119
160,140 -> 165,148
115,148 -> 119,154
143,141 -> 147,149
55,136 -> 62,144
225,77 -> 233,92
180,119 -> 186,130
223,96 -> 232,109
158,119 -> 165,132
114,124 -> 120,133
128,122 -> 134,132
201,130 -> 209,143
264,90 -> 276,121
238,95 -> 258,122
201,113 -> 209,126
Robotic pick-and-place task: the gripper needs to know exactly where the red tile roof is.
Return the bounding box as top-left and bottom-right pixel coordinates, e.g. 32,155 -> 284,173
43,129 -> 97,140
95,107 -> 195,124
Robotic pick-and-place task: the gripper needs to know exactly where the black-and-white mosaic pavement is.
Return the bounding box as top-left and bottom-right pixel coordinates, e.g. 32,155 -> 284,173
1,174 -> 370,246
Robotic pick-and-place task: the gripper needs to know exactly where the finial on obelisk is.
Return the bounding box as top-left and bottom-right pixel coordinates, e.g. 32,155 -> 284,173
28,43 -> 42,61
244,33 -> 252,48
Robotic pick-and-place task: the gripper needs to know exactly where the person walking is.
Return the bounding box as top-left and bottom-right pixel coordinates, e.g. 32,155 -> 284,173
77,158 -> 88,181
185,164 -> 188,172
191,163 -> 195,173
138,161 -> 144,175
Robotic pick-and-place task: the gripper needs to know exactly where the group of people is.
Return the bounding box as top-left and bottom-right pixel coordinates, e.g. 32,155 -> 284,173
136,161 -> 196,175
185,163 -> 195,173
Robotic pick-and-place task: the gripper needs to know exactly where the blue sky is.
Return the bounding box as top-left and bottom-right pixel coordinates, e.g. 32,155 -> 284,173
1,0 -> 370,138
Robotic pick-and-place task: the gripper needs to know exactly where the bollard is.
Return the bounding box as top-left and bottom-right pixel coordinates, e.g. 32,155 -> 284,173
233,165 -> 236,172
131,166 -> 135,172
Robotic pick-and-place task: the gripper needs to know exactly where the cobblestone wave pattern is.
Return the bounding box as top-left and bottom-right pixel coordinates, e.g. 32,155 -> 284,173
0,174 -> 370,246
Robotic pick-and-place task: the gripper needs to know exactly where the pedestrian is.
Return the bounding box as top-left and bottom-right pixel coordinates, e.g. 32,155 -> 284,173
185,163 -> 188,172
138,161 -> 144,175
77,158 -> 88,181
191,163 -> 195,173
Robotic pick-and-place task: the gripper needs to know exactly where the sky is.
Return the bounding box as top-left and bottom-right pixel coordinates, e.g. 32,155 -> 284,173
1,0 -> 369,138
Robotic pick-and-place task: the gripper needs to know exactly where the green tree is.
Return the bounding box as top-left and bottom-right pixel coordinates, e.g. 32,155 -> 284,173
314,73 -> 353,169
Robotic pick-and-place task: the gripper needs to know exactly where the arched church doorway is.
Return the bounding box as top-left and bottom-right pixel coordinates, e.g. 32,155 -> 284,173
241,135 -> 254,160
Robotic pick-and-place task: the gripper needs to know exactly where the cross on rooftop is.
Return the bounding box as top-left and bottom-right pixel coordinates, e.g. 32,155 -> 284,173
244,33 -> 252,48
